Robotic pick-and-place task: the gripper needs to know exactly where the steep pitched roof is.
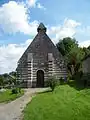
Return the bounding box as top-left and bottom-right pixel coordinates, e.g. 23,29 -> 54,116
18,23 -> 63,63
38,23 -> 46,29
37,22 -> 47,32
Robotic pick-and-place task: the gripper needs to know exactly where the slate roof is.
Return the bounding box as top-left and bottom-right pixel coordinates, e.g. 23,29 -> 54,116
37,22 -> 47,32
38,23 -> 46,29
18,23 -> 63,63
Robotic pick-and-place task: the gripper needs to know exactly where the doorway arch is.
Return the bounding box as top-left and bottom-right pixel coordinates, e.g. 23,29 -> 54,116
36,70 -> 44,87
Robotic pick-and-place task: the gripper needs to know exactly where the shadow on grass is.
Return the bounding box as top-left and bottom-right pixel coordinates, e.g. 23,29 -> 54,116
67,80 -> 90,91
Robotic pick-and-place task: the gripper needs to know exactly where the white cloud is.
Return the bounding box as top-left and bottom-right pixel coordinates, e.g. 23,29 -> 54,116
27,0 -> 37,7
48,18 -> 81,44
37,3 -> 46,10
0,1 -> 38,35
0,16 -> 82,74
24,39 -> 33,45
0,0 -> 46,36
28,20 -> 39,35
64,19 -> 81,28
0,39 -> 33,74
79,40 -> 90,48
26,0 -> 46,10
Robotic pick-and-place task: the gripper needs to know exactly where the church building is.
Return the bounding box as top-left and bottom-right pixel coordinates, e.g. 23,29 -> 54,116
16,23 -> 67,88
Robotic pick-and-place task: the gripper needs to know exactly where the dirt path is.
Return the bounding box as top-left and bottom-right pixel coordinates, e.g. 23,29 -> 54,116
0,88 -> 47,120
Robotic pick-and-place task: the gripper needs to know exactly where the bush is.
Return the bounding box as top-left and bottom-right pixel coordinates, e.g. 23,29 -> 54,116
59,77 -> 64,85
48,76 -> 57,92
11,88 -> 18,94
73,71 -> 83,81
71,71 -> 90,88
81,73 -> 90,87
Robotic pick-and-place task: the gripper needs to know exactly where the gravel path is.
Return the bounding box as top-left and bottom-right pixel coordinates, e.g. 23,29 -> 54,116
0,88 -> 47,120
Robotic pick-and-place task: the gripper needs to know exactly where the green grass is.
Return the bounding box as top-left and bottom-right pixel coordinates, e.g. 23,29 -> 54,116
0,89 -> 24,103
23,85 -> 90,120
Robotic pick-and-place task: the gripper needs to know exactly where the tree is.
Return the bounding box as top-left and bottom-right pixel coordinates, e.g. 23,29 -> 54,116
56,37 -> 85,76
0,75 -> 4,86
82,47 -> 90,57
9,71 -> 16,77
8,71 -> 17,85
56,37 -> 78,56
66,47 -> 85,75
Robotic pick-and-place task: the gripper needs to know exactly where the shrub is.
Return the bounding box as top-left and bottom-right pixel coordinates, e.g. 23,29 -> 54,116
11,88 -> 18,94
73,71 -> 83,81
59,77 -> 68,85
81,73 -> 90,87
59,77 -> 64,85
48,76 -> 57,92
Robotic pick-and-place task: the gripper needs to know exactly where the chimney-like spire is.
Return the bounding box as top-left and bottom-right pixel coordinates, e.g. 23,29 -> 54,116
37,23 -> 47,32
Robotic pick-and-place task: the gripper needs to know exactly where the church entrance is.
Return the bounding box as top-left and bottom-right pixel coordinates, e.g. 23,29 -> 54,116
36,70 -> 44,87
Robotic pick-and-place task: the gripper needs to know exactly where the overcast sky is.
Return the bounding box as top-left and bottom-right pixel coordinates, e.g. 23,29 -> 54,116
0,0 -> 90,74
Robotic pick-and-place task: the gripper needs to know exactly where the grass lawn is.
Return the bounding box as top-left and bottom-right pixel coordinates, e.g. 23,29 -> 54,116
0,89 -> 24,103
23,85 -> 90,120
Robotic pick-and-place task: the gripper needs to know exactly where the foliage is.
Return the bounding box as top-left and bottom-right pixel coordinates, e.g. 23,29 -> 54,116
59,77 -> 64,84
9,71 -> 16,77
68,71 -> 90,88
23,85 -> 90,120
80,73 -> 90,87
59,77 -> 63,84
48,76 -> 58,91
8,72 -> 17,85
66,47 -> 85,65
0,75 -> 4,86
82,47 -> 90,57
64,44 -> 85,76
11,88 -> 18,94
56,37 -> 78,56
56,37 -> 87,77
73,71 -> 83,80
0,71 -> 17,87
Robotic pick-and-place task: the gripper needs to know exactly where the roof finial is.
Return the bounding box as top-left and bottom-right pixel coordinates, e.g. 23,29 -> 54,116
37,23 -> 47,32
